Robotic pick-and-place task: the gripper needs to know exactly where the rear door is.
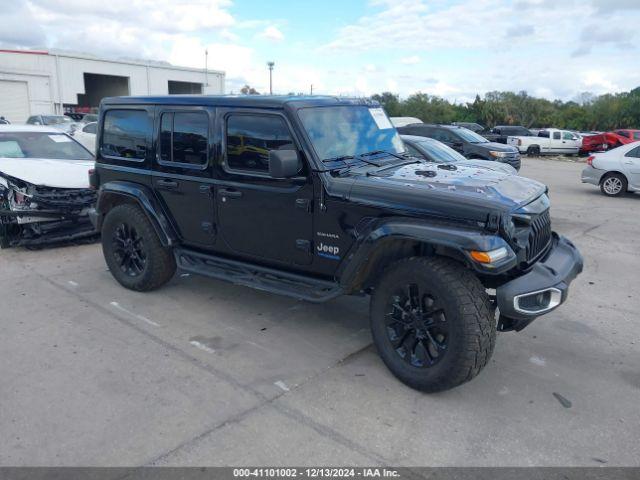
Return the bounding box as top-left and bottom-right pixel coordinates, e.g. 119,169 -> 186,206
152,106 -> 216,247
214,109 -> 314,266
562,131 -> 579,153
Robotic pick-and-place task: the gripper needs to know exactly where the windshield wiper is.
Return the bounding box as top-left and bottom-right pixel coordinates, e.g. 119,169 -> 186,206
322,155 -> 356,163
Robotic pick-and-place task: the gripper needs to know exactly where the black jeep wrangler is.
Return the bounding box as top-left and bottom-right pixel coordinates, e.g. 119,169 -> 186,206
89,95 -> 583,392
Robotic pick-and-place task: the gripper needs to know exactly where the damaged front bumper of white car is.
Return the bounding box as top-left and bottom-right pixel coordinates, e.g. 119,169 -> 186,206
0,173 -> 97,248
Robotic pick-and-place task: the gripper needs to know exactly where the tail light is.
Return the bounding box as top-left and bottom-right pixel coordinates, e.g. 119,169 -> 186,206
587,156 -> 595,166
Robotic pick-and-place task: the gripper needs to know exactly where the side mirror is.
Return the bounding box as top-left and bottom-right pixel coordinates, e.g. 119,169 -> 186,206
269,149 -> 301,178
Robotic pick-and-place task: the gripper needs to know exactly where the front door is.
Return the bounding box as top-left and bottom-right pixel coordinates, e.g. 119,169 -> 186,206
215,109 -> 314,266
623,145 -> 640,188
152,106 -> 217,247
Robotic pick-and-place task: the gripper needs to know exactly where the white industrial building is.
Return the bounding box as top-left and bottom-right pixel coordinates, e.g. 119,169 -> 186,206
0,49 -> 225,123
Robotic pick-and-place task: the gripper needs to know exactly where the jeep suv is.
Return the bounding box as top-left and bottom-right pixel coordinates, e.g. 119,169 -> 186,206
397,123 -> 522,170
89,96 -> 582,392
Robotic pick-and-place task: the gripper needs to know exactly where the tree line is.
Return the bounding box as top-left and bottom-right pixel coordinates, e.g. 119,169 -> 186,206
372,87 -> 640,131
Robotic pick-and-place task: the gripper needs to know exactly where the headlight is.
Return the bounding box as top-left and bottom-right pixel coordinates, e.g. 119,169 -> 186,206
489,151 -> 508,158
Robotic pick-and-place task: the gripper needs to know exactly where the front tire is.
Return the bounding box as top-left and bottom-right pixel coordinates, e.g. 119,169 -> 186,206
370,257 -> 496,392
600,173 -> 627,197
101,204 -> 176,291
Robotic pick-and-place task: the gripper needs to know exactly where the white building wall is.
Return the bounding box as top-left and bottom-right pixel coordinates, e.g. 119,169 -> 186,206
0,50 -> 225,122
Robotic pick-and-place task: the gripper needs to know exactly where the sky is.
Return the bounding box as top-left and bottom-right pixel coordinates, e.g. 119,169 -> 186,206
1,0 -> 639,102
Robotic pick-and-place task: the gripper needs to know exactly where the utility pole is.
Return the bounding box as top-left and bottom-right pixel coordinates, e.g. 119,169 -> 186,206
267,61 -> 275,95
310,84 -> 313,95
205,49 -> 209,91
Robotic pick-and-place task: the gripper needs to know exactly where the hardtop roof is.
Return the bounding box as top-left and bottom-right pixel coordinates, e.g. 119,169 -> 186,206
100,95 -> 380,110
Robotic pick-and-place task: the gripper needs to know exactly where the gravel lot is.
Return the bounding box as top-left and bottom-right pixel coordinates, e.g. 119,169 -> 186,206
1,158 -> 638,467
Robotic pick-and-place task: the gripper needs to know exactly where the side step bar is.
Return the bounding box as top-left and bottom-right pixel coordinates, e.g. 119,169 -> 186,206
175,248 -> 344,303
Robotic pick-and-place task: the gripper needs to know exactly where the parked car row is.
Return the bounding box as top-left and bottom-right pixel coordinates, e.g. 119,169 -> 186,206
397,123 -> 522,170
391,117 -> 640,157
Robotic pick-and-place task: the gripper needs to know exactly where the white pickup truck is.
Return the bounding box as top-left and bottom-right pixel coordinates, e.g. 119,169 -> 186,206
507,128 -> 581,155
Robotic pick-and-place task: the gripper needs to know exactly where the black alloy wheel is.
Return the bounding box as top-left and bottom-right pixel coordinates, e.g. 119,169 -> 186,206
385,283 -> 449,368
112,222 -> 146,277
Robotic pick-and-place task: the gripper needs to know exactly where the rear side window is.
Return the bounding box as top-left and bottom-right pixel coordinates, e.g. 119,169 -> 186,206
101,109 -> 151,161
538,130 -> 550,138
159,111 -> 208,166
617,130 -> 629,138
553,131 -> 561,140
225,114 -> 294,173
625,146 -> 640,158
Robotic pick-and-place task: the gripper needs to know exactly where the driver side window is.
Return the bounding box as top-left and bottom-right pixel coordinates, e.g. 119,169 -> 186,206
225,114 -> 295,174
433,130 -> 454,143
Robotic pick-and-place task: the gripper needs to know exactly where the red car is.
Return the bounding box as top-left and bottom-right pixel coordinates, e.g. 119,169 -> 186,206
580,129 -> 640,154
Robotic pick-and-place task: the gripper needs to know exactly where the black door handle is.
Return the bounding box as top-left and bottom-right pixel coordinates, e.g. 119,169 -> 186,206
219,188 -> 243,199
156,179 -> 179,190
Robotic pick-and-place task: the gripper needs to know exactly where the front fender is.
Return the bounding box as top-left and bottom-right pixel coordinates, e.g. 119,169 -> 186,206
337,217 -> 514,289
95,181 -> 177,247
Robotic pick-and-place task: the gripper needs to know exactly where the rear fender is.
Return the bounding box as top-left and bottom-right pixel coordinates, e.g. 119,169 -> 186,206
96,181 -> 177,246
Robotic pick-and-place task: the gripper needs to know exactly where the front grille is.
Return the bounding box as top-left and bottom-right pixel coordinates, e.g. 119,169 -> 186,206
526,209 -> 552,262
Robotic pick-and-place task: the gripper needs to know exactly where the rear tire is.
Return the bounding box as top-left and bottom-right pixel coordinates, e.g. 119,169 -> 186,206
370,257 -> 496,392
600,173 -> 627,197
526,146 -> 540,156
101,204 -> 176,291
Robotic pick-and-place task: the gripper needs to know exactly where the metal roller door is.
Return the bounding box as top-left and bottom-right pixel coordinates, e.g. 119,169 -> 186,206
0,80 -> 30,123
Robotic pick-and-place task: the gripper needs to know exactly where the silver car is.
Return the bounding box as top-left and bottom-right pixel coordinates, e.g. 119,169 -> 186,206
401,135 -> 517,175
581,141 -> 640,196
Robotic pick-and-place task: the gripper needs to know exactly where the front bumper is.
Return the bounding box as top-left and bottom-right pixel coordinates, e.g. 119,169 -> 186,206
498,154 -> 521,171
496,233 -> 583,331
581,165 -> 606,186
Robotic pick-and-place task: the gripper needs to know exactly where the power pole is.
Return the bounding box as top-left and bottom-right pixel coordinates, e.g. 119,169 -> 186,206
267,61 -> 275,95
204,49 -> 209,91
310,84 -> 313,95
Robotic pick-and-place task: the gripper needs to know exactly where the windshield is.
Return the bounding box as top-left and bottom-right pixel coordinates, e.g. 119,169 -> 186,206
417,140 -> 466,163
43,116 -> 73,125
298,106 -> 405,160
455,128 -> 488,143
0,132 -> 93,160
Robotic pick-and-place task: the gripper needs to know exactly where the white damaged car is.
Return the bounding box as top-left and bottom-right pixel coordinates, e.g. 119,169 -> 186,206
0,125 -> 97,248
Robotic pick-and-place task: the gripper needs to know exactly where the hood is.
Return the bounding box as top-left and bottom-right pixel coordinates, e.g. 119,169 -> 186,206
345,162 -> 545,222
0,157 -> 94,188
475,141 -> 518,152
